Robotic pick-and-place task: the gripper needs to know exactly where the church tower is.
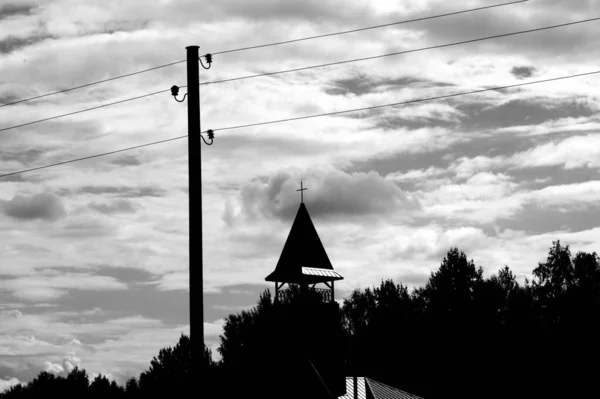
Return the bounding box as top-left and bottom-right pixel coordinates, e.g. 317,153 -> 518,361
265,181 -> 344,303
264,181 -> 346,398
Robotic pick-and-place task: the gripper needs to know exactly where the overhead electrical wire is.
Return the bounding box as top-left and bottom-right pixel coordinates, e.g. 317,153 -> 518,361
0,136 -> 187,179
1,69 -> 598,179
201,17 -> 600,86
199,70 -> 600,132
0,88 -> 174,132
1,16 -> 597,134
0,1 -> 526,108
211,0 -> 529,55
0,61 -> 186,108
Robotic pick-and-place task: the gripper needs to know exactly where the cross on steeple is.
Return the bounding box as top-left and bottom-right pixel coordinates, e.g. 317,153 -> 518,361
297,180 -> 307,203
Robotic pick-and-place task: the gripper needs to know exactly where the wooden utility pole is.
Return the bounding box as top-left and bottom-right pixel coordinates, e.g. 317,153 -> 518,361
186,45 -> 203,396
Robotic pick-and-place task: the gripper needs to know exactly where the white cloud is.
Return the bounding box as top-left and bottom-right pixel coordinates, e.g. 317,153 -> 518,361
62,352 -> 81,373
204,319 -> 225,337
512,133 -> 600,169
0,377 -> 21,393
528,181 -> 600,208
385,166 -> 447,183
44,361 -> 64,374
0,273 -> 128,301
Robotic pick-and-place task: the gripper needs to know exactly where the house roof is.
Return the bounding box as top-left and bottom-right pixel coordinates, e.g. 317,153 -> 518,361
339,377 -> 366,399
338,377 -> 424,399
265,203 -> 343,284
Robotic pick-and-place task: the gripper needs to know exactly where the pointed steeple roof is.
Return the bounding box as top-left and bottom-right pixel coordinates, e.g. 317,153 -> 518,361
265,203 -> 342,284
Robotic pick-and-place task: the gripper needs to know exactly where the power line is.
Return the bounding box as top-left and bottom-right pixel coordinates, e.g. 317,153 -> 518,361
0,135 -> 187,178
0,61 -> 186,108
2,69 -> 598,179
201,70 -> 600,132
2,16 -> 597,133
201,17 -> 600,86
0,88 -> 172,133
212,0 -> 528,55
0,1 -> 525,108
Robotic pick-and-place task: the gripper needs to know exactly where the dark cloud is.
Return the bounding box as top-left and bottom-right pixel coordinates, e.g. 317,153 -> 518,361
202,0 -> 371,22
0,93 -> 20,105
92,266 -> 156,284
324,75 -> 376,96
77,186 -> 166,198
0,149 -> 48,165
51,219 -> 114,238
238,168 -> 420,221
102,19 -> 150,34
509,164 -> 599,189
495,202 -> 600,235
2,192 -> 66,221
49,284 -> 188,328
346,97 -> 596,185
44,266 -> 156,287
459,98 -> 596,131
324,74 -> 453,96
511,66 -> 536,79
109,155 -> 142,167
10,243 -> 51,255
0,363 -> 39,389
417,1 -> 599,60
0,35 -> 52,54
0,174 -> 25,183
88,199 -> 136,215
0,3 -> 36,20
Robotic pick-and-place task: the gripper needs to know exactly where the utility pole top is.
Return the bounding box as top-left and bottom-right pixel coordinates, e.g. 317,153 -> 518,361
186,45 -> 200,50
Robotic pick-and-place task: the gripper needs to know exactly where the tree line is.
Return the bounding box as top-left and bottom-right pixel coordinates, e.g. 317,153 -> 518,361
2,240 -> 599,398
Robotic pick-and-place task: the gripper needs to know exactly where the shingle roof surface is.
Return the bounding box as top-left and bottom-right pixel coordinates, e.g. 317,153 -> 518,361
366,378 -> 424,399
302,267 -> 343,279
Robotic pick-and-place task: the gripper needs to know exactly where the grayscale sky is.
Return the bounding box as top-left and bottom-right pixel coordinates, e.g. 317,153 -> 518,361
1,0 -> 600,390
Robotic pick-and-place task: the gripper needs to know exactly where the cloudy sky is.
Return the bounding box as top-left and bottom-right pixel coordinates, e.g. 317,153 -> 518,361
1,0 -> 600,390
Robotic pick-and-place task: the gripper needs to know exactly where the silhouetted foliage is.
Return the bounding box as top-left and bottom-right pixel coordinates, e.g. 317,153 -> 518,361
124,377 -> 139,398
0,367 -> 89,399
89,374 -> 124,399
217,285 -> 344,398
0,339 -> 217,398
4,242 -> 600,399
137,333 -> 218,397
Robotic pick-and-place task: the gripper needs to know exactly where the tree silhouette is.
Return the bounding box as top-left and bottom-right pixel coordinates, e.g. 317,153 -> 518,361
89,374 -> 123,398
137,333 -> 218,397
0,367 -> 91,399
3,241 -> 600,399
217,286 -> 345,398
63,366 -> 89,397
124,377 -> 139,398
